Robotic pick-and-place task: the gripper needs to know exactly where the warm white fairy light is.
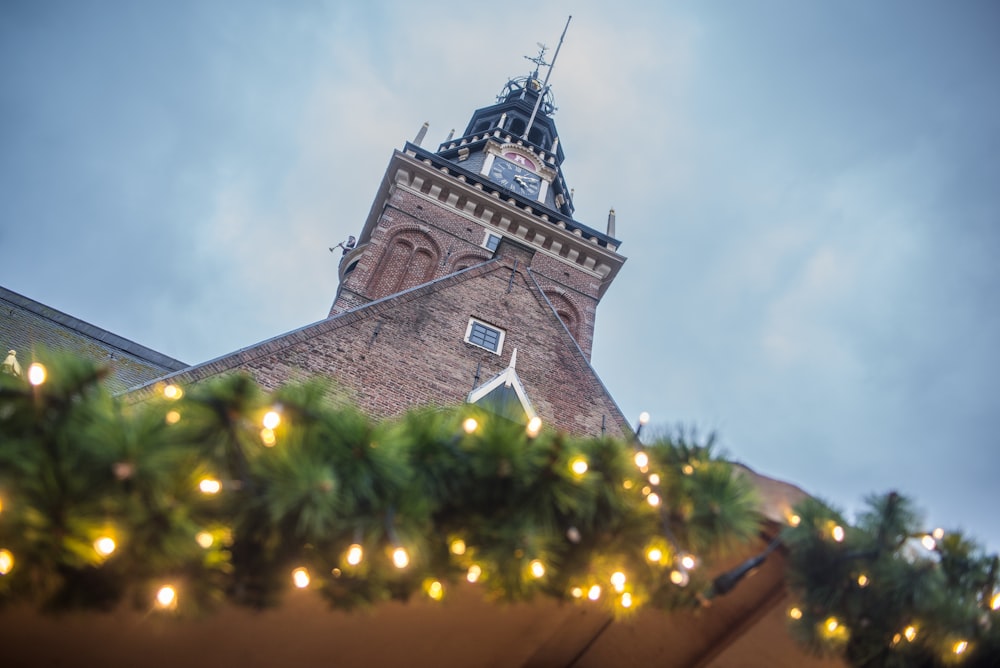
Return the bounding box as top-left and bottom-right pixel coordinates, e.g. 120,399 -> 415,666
162,384 -> 181,400
622,480 -> 634,490
463,417 -> 478,434
857,574 -> 869,588
831,525 -> 845,542
570,586 -> 583,599
392,547 -> 410,569
990,591 -> 1000,611
646,547 -> 663,563
262,410 -> 281,430
610,571 -> 626,592
196,532 -> 214,549
526,416 -> 542,437
587,584 -> 602,601
648,473 -> 660,485
426,580 -> 444,601
641,485 -> 651,496
27,362 -> 46,386
633,451 -> 649,469
921,534 -> 936,551
788,607 -> 803,620
344,543 -> 363,565
669,569 -> 689,587
825,617 -> 840,633
466,564 -> 482,583
679,553 -> 697,570
155,585 -> 177,608
682,464 -> 694,475
94,536 -> 116,557
620,592 -> 633,608
0,549 -> 13,575
291,567 -> 310,588
646,492 -> 661,507
570,457 -> 588,476
787,513 -> 801,527
449,539 -> 466,556
165,410 -> 181,425
953,639 -> 969,655
903,625 -> 917,642
260,428 -> 276,446
529,560 -> 546,579
198,478 -> 222,495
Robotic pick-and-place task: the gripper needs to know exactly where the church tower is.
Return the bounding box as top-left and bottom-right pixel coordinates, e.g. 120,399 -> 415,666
133,55 -> 631,437
330,64 -> 625,360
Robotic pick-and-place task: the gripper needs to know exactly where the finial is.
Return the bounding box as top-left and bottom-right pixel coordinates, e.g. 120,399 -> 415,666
497,113 -> 507,130
508,347 -> 518,370
445,128 -> 455,142
414,122 -> 429,147
607,208 -> 616,237
524,43 -> 550,80
2,350 -> 22,378
550,136 -> 559,152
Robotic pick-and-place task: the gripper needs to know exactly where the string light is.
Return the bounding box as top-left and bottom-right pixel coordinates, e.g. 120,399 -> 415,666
162,384 -> 181,400
646,547 -> 663,563
610,571 -> 626,592
620,592 -> 632,608
953,640 -> 969,655
27,362 -> 46,386
426,580 -> 444,601
831,525 -> 845,542
466,564 -> 482,583
260,428 -> 276,446
669,569 -> 689,587
165,410 -> 181,424
526,416 -> 542,437
0,549 -> 13,575
262,410 -> 281,430
570,457 -> 588,476
392,547 -> 409,569
682,464 -> 694,475
932,527 -> 945,540
622,480 -> 634,490
679,553 -> 697,570
94,536 -> 116,557
920,534 -> 936,551
292,567 -> 310,588
633,451 -> 649,470
646,492 -> 661,507
788,607 -> 803,620
648,473 -> 660,485
155,585 -> 177,609
787,513 -> 801,527
196,532 -> 214,549
198,478 -> 222,495
825,617 -> 840,633
856,574 -> 869,587
990,591 -> 1000,611
342,543 -> 362,565
903,625 -> 917,642
449,539 -> 466,556
587,584 -> 602,601
529,560 -> 546,579
570,586 -> 583,599
462,418 -> 478,434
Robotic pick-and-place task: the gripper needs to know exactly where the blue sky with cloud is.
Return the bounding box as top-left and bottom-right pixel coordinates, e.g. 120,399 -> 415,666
2,1 -> 998,550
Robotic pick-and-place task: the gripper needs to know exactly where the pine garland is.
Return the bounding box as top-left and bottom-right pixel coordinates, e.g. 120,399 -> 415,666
2,353 -> 997,668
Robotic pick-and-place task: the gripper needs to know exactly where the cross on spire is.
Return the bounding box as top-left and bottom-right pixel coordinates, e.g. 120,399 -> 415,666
524,43 -> 550,78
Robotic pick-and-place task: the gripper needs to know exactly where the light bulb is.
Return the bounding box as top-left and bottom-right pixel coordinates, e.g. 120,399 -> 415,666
426,580 -> 444,601
857,574 -> 869,587
788,513 -> 801,527
196,532 -> 214,549
648,473 -> 660,485
904,625 -> 917,642
831,525 -> 845,542
621,592 -> 632,608
392,547 -> 409,569
260,428 -> 276,446
570,457 -> 588,476
28,363 -> 46,386
679,553 -> 697,570
529,560 -> 545,578
262,410 -> 281,430
463,417 -> 478,434
162,384 -> 181,399
449,539 -> 466,556
633,451 -> 649,469
682,464 -> 694,475
788,607 -> 803,620
199,478 -> 222,494
921,535 -> 936,551
932,527 -> 945,539
669,569 -> 689,587
292,567 -> 310,588
990,591 -> 1000,611
610,571 -> 626,592
570,586 -> 583,598
646,547 -> 662,563
94,536 -> 116,556
526,416 -> 542,437
638,411 -> 650,425
646,492 -> 661,507
953,640 -> 968,655
587,584 -> 601,601
155,585 -> 176,608
165,410 -> 181,424
467,564 -> 482,583
0,549 -> 13,575
825,617 -> 839,633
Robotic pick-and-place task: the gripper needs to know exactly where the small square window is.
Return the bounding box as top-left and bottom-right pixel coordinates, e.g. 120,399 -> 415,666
465,318 -> 505,354
484,232 -> 501,252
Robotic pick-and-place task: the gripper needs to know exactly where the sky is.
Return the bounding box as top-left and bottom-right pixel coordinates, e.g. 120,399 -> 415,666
2,1 -> 998,551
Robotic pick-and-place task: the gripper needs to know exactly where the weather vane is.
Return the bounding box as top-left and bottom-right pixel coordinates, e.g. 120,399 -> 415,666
524,43 -> 550,78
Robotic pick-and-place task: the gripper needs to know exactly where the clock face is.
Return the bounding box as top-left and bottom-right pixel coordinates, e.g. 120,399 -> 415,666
489,157 -> 541,199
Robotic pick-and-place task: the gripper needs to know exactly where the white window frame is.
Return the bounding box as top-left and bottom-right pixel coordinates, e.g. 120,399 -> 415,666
483,231 -> 502,252
464,318 -> 505,355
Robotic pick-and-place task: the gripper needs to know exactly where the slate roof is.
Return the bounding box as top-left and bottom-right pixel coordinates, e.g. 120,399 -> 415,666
0,285 -> 187,393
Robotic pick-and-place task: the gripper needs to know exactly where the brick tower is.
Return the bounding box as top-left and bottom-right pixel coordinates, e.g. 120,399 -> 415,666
138,63 -> 631,437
